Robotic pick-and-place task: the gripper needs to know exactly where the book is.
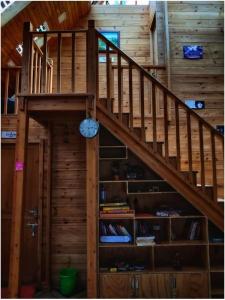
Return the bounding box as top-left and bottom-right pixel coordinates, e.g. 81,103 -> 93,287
100,213 -> 135,219
100,202 -> 128,207
103,206 -> 130,211
100,209 -> 134,214
188,221 -> 200,240
108,224 -> 118,236
119,225 -> 130,236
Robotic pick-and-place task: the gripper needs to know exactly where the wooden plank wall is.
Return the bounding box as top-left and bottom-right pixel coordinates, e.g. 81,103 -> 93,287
50,113 -> 87,289
166,1 -> 224,197
168,0 -> 224,126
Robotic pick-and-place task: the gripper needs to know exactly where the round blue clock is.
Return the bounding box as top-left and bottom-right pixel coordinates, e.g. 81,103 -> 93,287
79,118 -> 99,138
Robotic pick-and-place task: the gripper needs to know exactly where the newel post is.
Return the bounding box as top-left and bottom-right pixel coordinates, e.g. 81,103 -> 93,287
8,22 -> 32,298
21,22 -> 33,93
87,19 -> 98,110
86,19 -> 98,299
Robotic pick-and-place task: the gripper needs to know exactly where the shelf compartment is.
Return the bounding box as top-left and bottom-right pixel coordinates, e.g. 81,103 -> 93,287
209,244 -> 224,271
127,181 -> 176,194
99,219 -> 134,244
210,272 -> 224,298
171,217 -> 207,242
99,181 -> 127,203
99,246 -> 153,272
154,245 -> 208,271
99,146 -> 127,160
135,218 -> 170,244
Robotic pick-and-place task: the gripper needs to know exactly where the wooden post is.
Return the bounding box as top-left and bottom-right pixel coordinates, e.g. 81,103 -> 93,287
8,98 -> 29,298
4,69 -> 9,115
8,22 -> 33,298
86,20 -> 98,298
45,125 -> 52,289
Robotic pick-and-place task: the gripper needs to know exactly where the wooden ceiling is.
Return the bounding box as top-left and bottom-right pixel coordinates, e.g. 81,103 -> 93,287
1,1 -> 91,66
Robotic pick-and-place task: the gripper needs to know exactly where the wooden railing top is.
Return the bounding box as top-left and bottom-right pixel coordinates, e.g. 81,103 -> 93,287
30,29 -> 87,34
112,64 -> 166,70
2,66 -> 22,70
96,30 -> 224,140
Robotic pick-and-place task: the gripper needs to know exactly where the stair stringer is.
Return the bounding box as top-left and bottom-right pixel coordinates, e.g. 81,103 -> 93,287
97,103 -> 224,231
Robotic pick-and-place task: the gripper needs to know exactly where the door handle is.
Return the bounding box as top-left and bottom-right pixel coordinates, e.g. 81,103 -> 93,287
27,223 -> 38,237
135,277 -> 139,298
131,276 -> 136,298
171,276 -> 176,298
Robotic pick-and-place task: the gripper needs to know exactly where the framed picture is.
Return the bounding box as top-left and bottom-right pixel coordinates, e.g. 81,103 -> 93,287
185,100 -> 205,109
216,125 -> 224,135
99,31 -> 120,51
183,45 -> 203,59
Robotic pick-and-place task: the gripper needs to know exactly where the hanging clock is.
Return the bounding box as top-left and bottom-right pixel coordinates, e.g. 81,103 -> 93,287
79,118 -> 99,138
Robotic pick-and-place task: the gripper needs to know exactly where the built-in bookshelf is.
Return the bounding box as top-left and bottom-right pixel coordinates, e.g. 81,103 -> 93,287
97,127 -> 224,299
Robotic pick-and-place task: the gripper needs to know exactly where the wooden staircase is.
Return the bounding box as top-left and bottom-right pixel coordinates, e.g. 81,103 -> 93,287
94,30 -> 224,231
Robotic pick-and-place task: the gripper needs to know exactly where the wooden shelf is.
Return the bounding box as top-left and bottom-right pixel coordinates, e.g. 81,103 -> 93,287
169,240 -> 208,246
99,146 -> 127,148
210,267 -> 224,273
211,288 -> 224,296
99,179 -> 165,183
99,243 -> 135,248
127,191 -> 178,195
153,266 -> 208,273
209,242 -> 224,246
99,241 -> 208,248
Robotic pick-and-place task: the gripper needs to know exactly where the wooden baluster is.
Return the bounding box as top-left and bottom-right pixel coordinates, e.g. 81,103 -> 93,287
37,55 -> 42,93
41,33 -> 47,93
106,44 -> 111,111
29,40 -> 34,93
117,53 -> 122,121
198,121 -> 205,192
211,130 -> 217,202
33,51 -> 38,93
46,66 -> 50,93
4,69 -> 9,115
15,69 -> 20,114
49,61 -> 53,93
129,63 -> 133,130
175,100 -> 181,170
72,32 -> 76,92
163,91 -> 169,160
152,83 -> 157,152
57,32 -> 62,93
186,111 -> 193,183
140,71 -> 145,141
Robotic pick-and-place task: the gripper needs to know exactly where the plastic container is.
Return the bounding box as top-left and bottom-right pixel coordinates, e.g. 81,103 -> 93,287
59,268 -> 78,296
20,284 -> 36,298
100,235 -> 131,243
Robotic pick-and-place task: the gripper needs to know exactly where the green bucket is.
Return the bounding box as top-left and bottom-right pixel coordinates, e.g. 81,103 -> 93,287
59,268 -> 78,296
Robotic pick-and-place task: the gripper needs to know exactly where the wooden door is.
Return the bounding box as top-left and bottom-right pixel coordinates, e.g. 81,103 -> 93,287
139,273 -> 172,298
175,272 -> 209,298
100,274 -> 135,298
1,143 -> 40,286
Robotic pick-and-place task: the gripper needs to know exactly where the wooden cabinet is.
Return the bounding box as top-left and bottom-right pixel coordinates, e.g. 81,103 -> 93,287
100,274 -> 136,298
100,272 -> 209,299
175,273 -> 209,298
139,274 -> 171,298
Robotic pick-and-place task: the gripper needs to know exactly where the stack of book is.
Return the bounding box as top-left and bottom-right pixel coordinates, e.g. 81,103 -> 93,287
100,202 -> 135,218
136,236 -> 155,246
100,222 -> 132,243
